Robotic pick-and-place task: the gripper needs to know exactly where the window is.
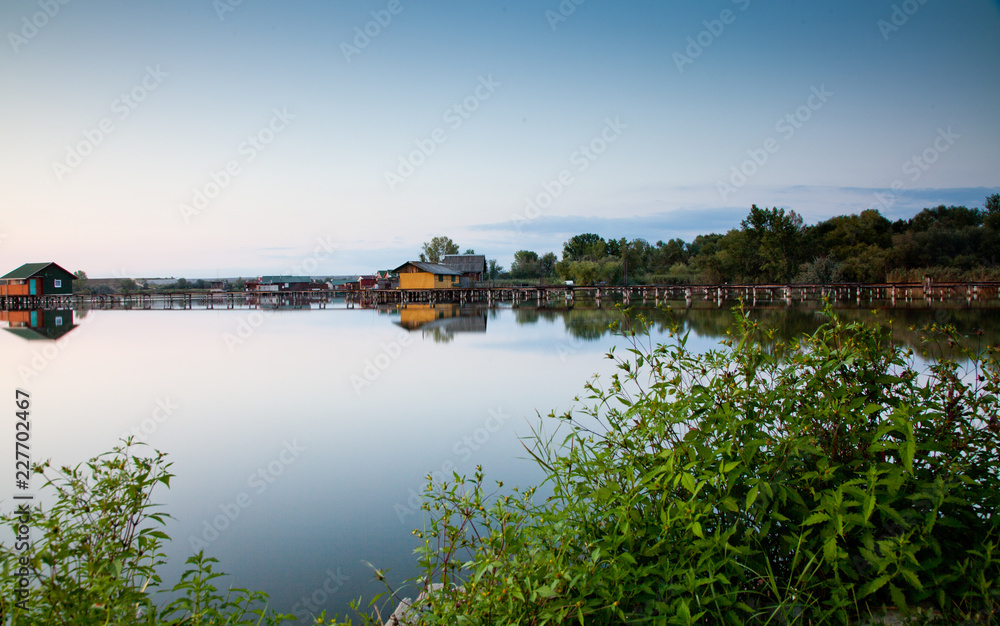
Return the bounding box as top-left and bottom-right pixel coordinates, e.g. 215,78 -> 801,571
54,279 -> 62,288
55,316 -> 63,326
438,275 -> 443,283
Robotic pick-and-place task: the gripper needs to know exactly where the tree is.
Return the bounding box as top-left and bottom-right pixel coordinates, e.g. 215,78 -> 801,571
510,250 -> 540,278
562,233 -> 606,261
987,193 -> 1000,214
538,252 -> 557,277
464,248 -> 476,254
487,259 -> 503,282
73,270 -> 89,293
420,236 -> 460,263
985,194 -> 1000,232
735,205 -> 806,283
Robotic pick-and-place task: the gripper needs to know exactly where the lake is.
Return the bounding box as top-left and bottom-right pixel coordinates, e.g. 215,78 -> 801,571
2,299 -> 997,620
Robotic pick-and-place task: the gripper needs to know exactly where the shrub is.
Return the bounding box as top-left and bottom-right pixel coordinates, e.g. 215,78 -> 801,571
0,440 -> 298,625
388,307 -> 1000,624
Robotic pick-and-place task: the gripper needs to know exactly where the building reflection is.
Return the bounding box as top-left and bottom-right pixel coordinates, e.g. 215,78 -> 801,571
1,309 -> 77,340
394,304 -> 487,342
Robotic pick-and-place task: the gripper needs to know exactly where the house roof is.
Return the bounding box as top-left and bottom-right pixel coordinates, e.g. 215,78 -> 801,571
392,262 -> 462,275
3,325 -> 76,340
1,262 -> 76,281
259,275 -> 313,284
442,255 -> 486,274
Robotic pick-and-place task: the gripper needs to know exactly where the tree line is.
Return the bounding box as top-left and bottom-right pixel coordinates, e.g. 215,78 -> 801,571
503,194 -> 1000,285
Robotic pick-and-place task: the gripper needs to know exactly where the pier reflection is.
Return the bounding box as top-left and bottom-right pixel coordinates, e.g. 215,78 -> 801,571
0,309 -> 77,340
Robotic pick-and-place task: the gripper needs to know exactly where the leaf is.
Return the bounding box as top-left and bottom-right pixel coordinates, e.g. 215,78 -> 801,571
677,599 -> 692,623
899,568 -> 923,591
803,512 -> 831,526
889,583 -> 908,610
901,438 -> 915,474
863,493 -> 876,523
859,574 -> 891,597
823,536 -> 838,562
681,473 -> 697,495
746,485 -> 759,509
691,522 -> 704,538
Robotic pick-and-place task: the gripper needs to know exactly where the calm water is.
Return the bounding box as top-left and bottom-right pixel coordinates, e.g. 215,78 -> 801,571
1,300 -> 997,619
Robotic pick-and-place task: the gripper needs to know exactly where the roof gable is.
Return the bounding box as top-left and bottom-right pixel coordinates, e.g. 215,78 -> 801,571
392,261 -> 462,275
1,262 -> 76,281
442,255 -> 486,273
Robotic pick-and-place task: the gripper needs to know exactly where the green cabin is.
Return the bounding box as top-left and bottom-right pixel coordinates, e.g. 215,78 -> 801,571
0,262 -> 76,296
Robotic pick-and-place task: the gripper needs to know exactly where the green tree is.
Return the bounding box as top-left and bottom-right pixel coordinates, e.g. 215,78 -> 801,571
510,250 -> 540,278
73,270 -> 89,294
735,205 -> 806,283
562,233 -> 606,261
487,259 -> 503,282
420,236 -> 460,263
538,252 -> 558,277
653,239 -> 689,272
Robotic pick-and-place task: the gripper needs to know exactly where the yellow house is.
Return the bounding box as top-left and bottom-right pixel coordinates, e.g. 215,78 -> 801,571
392,262 -> 462,289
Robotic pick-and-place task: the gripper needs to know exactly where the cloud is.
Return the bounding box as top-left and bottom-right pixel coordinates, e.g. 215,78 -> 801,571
472,209 -> 746,242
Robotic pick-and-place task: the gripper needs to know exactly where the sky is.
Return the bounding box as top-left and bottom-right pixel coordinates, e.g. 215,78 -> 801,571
1,0 -> 998,277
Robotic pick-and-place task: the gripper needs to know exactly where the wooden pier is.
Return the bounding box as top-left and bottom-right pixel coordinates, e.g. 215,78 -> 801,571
2,281 -> 999,312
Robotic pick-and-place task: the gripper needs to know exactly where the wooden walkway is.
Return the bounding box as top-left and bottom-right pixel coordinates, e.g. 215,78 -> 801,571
349,281 -> 1000,307
3,281 -> 998,311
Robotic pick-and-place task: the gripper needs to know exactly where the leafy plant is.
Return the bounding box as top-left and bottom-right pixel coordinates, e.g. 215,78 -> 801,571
385,306 -> 999,624
0,439 -> 297,625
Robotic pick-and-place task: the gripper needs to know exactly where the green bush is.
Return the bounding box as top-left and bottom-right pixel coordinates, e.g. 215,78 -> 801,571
0,440 -> 300,625
385,308 -> 1000,624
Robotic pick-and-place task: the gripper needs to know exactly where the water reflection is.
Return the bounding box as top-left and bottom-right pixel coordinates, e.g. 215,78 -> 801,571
393,304 -> 488,343
511,301 -> 1000,357
0,309 -> 77,340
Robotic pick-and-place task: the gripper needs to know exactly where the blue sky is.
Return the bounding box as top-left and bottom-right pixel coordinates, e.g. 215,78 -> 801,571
1,0 -> 998,277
